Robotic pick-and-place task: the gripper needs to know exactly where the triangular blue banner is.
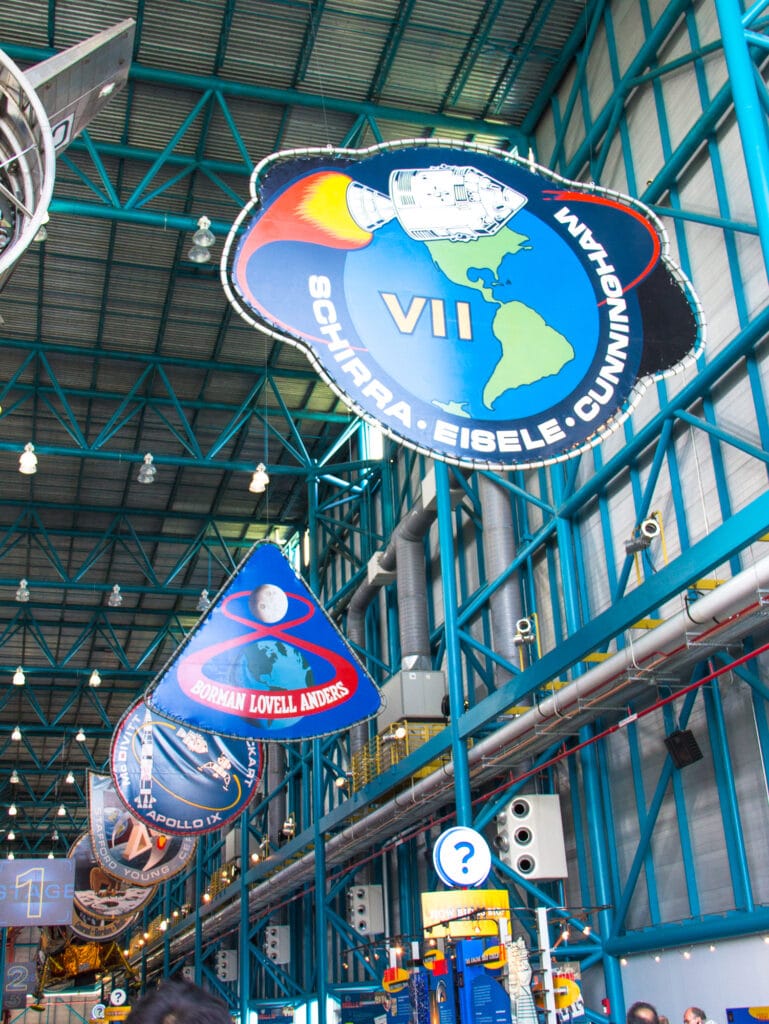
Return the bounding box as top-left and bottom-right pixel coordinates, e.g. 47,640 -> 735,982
146,542 -> 382,740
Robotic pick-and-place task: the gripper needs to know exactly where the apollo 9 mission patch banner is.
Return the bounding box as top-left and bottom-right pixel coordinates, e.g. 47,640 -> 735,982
222,140 -> 703,470
146,541 -> 382,741
111,698 -> 263,836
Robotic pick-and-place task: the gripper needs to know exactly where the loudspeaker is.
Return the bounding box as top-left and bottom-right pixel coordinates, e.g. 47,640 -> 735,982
494,794 -> 567,879
263,925 -> 290,965
664,729 -> 703,768
346,884 -> 385,935
214,949 -> 238,982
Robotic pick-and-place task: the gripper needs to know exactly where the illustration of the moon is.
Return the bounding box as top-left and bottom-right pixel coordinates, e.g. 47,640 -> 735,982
250,583 -> 289,623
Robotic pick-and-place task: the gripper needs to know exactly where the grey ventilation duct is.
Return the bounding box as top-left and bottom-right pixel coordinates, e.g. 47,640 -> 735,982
266,742 -> 287,847
478,473 -> 524,689
346,466 -> 465,750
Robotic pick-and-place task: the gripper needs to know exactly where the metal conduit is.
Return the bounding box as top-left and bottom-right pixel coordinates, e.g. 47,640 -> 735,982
252,550 -> 769,903
147,553 -> 769,972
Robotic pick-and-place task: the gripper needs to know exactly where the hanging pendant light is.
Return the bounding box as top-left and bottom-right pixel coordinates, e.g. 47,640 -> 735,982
19,443 -> 37,474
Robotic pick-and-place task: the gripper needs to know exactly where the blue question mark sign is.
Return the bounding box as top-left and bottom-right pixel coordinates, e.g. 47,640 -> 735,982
432,826 -> 491,888
454,840 -> 475,874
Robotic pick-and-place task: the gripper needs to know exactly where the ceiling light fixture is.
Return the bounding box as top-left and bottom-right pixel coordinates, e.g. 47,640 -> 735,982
65,771 -> 75,784
12,666 -> 25,686
7,851 -> 14,860
137,453 -> 157,484
188,215 -> 215,263
8,803 -> 17,816
197,588 -> 211,613
249,463 -> 270,494
108,584 -> 123,607
10,769 -> 19,784
19,442 -> 37,475
57,804 -> 66,817
15,579 -> 30,602
7,830 -> 15,841
88,669 -> 101,687
75,728 -> 86,742
11,726 -> 21,741
47,851 -> 54,859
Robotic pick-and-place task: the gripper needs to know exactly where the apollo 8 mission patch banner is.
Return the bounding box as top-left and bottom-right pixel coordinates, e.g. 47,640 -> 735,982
222,140 -> 703,470
146,542 -> 382,741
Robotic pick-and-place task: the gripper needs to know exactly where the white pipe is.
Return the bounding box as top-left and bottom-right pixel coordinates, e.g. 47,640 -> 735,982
144,552 -> 769,966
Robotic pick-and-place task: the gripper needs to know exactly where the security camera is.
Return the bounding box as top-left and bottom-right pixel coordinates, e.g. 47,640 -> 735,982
513,617 -> 535,646
640,516 -> 661,539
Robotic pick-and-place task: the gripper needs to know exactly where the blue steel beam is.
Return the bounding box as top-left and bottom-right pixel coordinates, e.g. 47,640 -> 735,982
714,0 -> 769,279
2,43 -> 529,151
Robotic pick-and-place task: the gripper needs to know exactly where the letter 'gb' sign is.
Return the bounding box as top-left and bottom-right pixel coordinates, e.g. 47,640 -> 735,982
222,140 -> 703,470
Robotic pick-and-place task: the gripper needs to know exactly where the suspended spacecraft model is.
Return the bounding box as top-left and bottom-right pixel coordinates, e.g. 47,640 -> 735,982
0,19 -> 135,293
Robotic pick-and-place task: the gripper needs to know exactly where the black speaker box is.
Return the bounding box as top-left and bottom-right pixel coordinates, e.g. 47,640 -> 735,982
664,728 -> 703,768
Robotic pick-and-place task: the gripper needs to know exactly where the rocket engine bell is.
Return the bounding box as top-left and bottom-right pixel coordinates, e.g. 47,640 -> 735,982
0,19 -> 135,293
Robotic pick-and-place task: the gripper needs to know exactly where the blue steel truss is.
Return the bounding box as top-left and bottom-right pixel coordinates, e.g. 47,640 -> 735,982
4,2 -> 769,1024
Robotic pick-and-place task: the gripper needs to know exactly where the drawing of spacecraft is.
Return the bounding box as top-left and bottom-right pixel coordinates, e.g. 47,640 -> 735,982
136,705 -> 157,810
0,19 -> 134,294
346,164 -> 527,242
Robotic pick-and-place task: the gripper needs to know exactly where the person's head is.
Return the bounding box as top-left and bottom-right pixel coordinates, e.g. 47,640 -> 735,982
684,1009 -> 706,1024
660,1016 -> 670,1024
125,979 -> 232,1024
627,1002 -> 660,1024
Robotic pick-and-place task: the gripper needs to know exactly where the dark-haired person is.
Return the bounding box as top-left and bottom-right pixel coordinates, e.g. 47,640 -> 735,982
627,1001 -> 660,1024
125,978 -> 232,1024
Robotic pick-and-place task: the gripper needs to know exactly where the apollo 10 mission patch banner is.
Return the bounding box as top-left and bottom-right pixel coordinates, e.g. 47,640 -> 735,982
222,140 -> 703,470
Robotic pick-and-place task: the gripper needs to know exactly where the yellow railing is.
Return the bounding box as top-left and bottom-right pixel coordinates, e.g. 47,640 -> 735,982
350,719 -> 451,792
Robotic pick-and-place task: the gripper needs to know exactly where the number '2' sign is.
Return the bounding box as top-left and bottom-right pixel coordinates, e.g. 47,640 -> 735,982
0,859 -> 75,926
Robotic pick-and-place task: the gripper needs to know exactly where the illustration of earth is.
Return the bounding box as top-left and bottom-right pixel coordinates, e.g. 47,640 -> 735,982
344,210 -> 601,421
237,639 -> 314,728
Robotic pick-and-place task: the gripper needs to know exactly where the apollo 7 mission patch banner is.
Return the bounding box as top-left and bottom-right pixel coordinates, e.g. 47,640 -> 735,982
222,140 -> 703,470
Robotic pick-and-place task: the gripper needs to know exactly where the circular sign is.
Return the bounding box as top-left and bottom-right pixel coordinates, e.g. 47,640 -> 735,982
432,826 -> 491,888
110,991 -> 127,1007
91,1005 -> 106,1020
110,698 -> 263,836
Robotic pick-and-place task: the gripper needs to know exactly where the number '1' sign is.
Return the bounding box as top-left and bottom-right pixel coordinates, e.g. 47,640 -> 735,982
0,858 -> 75,926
